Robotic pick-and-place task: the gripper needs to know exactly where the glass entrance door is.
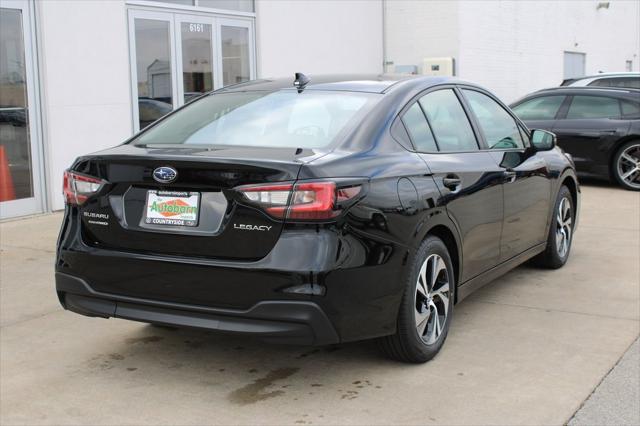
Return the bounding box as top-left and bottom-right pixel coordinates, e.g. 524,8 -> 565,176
128,8 -> 255,132
0,0 -> 43,219
129,11 -> 177,132
218,18 -> 253,87
176,15 -> 215,104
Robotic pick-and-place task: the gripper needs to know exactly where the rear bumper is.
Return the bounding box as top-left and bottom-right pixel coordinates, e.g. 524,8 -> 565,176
56,272 -> 339,345
56,207 -> 408,343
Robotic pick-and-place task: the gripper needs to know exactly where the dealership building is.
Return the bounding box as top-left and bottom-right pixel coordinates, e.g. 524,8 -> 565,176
0,0 -> 638,219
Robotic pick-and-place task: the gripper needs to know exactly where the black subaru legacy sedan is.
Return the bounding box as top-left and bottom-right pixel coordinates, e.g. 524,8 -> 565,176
56,74 -> 579,363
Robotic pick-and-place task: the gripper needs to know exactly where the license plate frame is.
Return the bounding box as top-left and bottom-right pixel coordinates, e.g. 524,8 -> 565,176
144,190 -> 200,227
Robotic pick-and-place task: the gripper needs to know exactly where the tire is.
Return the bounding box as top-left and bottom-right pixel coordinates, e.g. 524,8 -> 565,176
378,236 -> 455,363
612,140 -> 640,191
533,185 -> 574,269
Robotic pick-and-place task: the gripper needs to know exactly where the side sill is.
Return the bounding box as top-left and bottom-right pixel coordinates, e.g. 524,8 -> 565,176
457,243 -> 546,303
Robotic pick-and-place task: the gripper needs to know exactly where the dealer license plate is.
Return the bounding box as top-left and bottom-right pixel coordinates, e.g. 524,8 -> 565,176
144,190 -> 200,227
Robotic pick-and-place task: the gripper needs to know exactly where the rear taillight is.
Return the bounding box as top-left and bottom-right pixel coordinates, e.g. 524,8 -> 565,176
63,170 -> 105,205
236,181 -> 362,220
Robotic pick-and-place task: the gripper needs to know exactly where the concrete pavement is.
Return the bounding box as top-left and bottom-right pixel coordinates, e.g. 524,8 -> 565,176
1,182 -> 639,425
569,338 -> 640,426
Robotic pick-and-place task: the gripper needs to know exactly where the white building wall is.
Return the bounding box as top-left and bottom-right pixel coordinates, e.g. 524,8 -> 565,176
255,0 -> 383,76
385,0 -> 640,103
37,0 -> 133,210
383,0 -> 460,74
458,0 -> 640,102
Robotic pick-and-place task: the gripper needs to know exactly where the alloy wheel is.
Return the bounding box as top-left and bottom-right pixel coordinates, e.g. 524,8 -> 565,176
617,143 -> 640,189
555,197 -> 572,258
414,254 -> 451,345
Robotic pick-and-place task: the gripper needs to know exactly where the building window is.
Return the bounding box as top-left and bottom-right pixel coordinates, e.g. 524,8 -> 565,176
141,0 -> 255,13
199,0 -> 254,13
133,18 -> 174,130
221,24 -> 250,85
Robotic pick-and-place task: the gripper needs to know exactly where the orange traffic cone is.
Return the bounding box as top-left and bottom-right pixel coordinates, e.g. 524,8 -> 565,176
0,145 -> 16,202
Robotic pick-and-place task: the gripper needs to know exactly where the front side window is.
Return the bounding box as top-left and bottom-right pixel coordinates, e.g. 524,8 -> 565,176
132,90 -> 380,149
401,103 -> 437,152
566,96 -> 620,119
463,89 -> 524,149
419,89 -> 478,152
512,96 -> 565,120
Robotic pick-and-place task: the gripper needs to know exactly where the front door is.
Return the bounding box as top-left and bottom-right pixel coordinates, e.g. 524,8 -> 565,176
459,87 -> 551,261
128,9 -> 255,132
0,0 -> 44,219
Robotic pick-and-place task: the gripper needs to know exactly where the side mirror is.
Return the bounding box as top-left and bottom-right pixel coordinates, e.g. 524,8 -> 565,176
530,129 -> 556,151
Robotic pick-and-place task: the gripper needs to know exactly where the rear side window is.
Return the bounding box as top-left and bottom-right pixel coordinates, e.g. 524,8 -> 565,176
621,100 -> 640,118
401,103 -> 438,152
462,89 -> 524,149
566,96 -> 620,119
589,77 -> 640,89
419,89 -> 478,152
512,96 -> 565,120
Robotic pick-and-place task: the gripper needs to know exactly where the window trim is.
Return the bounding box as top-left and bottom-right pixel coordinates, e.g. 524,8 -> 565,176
394,84 -> 483,154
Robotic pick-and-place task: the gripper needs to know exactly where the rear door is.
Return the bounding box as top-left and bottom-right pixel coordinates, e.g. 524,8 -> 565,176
553,94 -> 631,174
403,87 -> 504,283
460,87 -> 551,260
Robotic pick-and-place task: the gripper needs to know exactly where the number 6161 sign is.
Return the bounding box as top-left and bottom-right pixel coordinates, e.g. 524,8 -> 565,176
189,23 -> 205,33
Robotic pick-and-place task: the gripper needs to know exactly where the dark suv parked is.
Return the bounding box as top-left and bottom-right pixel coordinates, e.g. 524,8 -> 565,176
511,87 -> 640,190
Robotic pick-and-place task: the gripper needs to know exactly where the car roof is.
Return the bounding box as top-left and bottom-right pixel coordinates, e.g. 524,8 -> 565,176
573,72 -> 640,79
213,74 -> 470,94
533,86 -> 640,97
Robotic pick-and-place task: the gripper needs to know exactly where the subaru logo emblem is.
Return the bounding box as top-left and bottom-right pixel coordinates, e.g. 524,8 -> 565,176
153,166 -> 177,184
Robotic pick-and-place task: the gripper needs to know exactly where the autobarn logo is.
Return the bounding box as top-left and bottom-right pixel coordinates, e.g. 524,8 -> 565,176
150,199 -> 198,217
233,223 -> 272,231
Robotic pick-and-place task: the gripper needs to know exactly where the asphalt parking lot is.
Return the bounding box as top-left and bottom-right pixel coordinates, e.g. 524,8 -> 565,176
1,181 -> 638,425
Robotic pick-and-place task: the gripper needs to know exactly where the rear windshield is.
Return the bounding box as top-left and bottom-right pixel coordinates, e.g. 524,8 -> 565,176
131,90 -> 380,149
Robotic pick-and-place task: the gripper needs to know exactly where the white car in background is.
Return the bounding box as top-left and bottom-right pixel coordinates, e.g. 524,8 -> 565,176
561,72 -> 640,89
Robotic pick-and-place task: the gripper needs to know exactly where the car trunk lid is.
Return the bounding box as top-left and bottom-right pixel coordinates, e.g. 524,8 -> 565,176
73,144 -> 321,260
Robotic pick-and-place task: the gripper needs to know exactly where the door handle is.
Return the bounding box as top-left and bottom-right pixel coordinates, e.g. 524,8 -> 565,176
503,170 -> 517,183
443,175 -> 462,191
